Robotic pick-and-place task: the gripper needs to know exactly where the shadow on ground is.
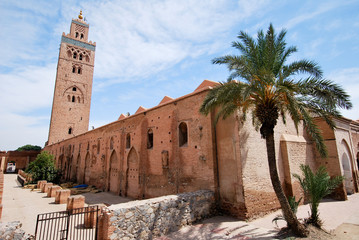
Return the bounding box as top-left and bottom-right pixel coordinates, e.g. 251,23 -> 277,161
81,191 -> 132,206
156,216 -> 278,240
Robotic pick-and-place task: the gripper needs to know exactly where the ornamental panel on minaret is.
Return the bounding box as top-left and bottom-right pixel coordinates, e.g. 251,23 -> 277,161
48,11 -> 96,145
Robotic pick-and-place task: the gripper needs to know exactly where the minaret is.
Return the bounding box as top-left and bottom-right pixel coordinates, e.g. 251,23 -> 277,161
47,11 -> 96,145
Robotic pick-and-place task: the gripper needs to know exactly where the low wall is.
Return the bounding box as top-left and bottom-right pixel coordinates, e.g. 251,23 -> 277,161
100,190 -> 215,239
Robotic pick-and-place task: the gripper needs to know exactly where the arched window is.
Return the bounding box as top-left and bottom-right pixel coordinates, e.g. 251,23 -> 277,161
97,139 -> 100,154
68,127 -> 72,135
85,55 -> 90,62
110,137 -> 114,150
72,96 -> 75,102
77,96 -> 81,103
67,95 -> 71,102
72,87 -> 77,91
75,32 -> 79,38
73,52 -> 77,59
78,68 -> 81,74
126,133 -> 131,149
179,122 -> 188,147
147,129 -> 153,149
72,67 -> 76,73
80,33 -> 84,39
79,54 -> 83,61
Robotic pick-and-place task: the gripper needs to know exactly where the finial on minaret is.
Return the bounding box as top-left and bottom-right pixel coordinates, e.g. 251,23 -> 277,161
78,10 -> 83,19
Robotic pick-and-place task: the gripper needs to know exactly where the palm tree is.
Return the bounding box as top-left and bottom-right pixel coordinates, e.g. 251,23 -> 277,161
293,165 -> 344,227
200,24 -> 352,236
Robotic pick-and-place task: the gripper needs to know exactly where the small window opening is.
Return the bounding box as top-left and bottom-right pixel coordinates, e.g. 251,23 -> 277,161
73,52 -> 77,59
126,133 -> 131,149
78,68 -> 81,74
179,122 -> 188,147
72,96 -> 75,102
72,87 -> 77,91
80,33 -> 84,39
67,95 -> 71,102
75,32 -> 79,38
78,96 -> 81,103
147,129 -> 154,149
85,55 -> 90,62
68,127 -> 72,135
110,137 -> 114,150
97,139 -> 100,154
72,67 -> 76,73
79,54 -> 83,61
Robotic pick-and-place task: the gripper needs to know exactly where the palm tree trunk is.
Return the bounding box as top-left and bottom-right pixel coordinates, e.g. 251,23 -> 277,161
265,129 -> 308,237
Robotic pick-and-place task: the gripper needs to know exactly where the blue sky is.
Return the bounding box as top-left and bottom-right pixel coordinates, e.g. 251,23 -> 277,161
0,0 -> 358,150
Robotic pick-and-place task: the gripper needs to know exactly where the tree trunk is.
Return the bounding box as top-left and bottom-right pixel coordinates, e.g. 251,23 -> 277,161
265,129 -> 308,237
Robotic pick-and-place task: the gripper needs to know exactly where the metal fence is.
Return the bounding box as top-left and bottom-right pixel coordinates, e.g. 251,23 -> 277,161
35,206 -> 99,240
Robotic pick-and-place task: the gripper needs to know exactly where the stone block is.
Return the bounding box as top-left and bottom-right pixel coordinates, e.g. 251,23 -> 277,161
55,189 -> 71,204
37,180 -> 47,189
48,186 -> 61,197
42,183 -> 53,193
67,195 -> 85,211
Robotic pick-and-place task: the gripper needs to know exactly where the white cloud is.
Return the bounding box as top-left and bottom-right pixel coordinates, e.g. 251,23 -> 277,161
0,112 -> 49,150
0,64 -> 56,113
328,67 -> 359,120
284,1 -> 344,29
80,0 -> 248,85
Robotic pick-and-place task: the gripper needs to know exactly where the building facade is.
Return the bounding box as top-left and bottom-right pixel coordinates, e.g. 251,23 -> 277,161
44,15 -> 359,219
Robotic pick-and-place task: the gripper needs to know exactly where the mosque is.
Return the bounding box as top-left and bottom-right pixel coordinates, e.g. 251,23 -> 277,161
43,12 -> 359,219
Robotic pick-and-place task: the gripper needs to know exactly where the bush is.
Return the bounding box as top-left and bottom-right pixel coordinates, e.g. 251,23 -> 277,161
293,165 -> 344,227
25,151 -> 61,183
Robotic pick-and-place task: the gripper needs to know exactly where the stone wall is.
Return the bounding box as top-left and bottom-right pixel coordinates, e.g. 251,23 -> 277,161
99,190 -> 215,240
0,221 -> 32,240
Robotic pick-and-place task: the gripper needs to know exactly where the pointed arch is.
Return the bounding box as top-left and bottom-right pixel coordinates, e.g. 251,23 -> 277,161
75,153 -> 81,182
126,147 -> 139,198
109,150 -> 119,193
110,136 -> 114,150
147,129 -> 153,149
63,85 -> 84,97
83,152 -> 91,184
341,139 -> 354,194
179,122 -> 188,147
126,133 -> 131,149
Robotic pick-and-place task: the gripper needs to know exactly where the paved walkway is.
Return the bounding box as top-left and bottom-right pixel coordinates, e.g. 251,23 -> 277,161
1,174 -> 131,235
161,194 -> 359,239
2,174 -> 359,239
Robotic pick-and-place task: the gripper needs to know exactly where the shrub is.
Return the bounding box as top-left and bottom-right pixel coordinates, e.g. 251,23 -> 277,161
293,165 -> 344,227
25,151 -> 61,183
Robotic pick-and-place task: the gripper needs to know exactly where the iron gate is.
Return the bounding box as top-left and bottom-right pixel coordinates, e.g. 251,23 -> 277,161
34,206 -> 99,240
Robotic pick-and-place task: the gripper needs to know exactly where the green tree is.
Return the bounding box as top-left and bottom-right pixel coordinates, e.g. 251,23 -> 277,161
25,151 -> 61,183
200,24 -> 351,236
293,165 -> 344,227
16,144 -> 42,151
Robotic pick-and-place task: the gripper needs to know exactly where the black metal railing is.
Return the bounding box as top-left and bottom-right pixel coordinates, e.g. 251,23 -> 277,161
35,206 -> 99,240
